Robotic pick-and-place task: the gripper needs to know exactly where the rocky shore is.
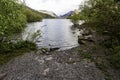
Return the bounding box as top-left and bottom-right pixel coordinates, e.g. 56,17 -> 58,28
0,24 -> 119,80
0,47 -> 105,80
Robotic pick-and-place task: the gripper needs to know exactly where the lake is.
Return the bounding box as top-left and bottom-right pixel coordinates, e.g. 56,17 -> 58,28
22,19 -> 81,50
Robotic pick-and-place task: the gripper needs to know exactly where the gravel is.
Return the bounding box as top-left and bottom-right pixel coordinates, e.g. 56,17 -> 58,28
0,48 -> 105,80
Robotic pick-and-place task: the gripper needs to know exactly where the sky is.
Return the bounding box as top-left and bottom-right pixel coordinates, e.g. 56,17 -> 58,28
23,0 -> 84,16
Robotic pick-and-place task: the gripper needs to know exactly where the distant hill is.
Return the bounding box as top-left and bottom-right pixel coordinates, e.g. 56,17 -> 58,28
59,10 -> 81,18
39,10 -> 58,18
22,6 -> 54,22
59,11 -> 74,18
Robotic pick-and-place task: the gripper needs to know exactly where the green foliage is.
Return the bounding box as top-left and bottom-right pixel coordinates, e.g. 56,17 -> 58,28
22,6 -> 54,22
0,40 -> 36,53
100,38 -> 120,68
0,0 -> 38,65
78,49 -> 92,59
81,52 -> 92,59
80,0 -> 120,38
109,46 -> 120,69
77,0 -> 120,69
70,13 -> 80,24
25,30 -> 41,42
0,0 -> 26,37
0,40 -> 36,65
22,6 -> 43,22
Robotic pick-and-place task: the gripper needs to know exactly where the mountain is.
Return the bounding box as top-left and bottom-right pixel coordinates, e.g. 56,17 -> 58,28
59,10 -> 81,18
23,6 -> 55,22
24,6 -> 55,18
39,10 -> 58,18
59,11 -> 74,18
18,1 -> 55,19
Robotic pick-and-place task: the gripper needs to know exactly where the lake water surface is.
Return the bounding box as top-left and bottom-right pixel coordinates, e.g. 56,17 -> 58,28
22,19 -> 80,50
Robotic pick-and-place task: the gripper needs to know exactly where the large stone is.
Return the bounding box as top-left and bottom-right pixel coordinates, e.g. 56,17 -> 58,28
78,34 -> 94,44
0,73 -> 7,80
82,30 -> 92,36
78,39 -> 86,44
49,47 -> 59,51
0,49 -> 105,80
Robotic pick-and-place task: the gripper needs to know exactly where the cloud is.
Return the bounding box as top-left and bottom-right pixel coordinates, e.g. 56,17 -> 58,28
25,0 -> 84,15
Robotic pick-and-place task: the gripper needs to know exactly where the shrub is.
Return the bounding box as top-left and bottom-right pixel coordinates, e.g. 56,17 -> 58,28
79,0 -> 120,38
109,46 -> 120,69
0,40 -> 36,53
0,0 -> 26,38
22,6 -> 43,22
77,0 -> 120,69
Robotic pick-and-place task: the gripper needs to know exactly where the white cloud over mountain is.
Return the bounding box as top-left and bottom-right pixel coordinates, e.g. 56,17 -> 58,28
24,0 -> 84,15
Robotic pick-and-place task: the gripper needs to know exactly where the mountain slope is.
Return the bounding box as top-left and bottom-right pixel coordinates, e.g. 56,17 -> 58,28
22,6 -> 54,22
60,10 -> 80,18
59,11 -> 74,18
39,10 -> 57,18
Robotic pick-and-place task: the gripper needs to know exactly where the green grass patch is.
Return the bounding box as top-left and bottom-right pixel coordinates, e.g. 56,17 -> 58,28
0,40 -> 37,65
78,48 -> 112,80
78,49 -> 92,60
109,46 -> 120,69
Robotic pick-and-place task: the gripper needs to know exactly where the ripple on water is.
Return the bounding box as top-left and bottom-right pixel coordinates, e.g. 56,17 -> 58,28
22,19 -> 81,50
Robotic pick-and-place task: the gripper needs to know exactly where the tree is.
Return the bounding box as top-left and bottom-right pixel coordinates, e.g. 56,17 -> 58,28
70,13 -> 80,25
0,0 -> 26,41
80,0 -> 120,38
78,0 -> 120,68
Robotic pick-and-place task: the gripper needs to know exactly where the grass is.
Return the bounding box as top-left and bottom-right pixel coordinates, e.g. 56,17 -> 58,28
95,60 -> 112,80
0,49 -> 29,65
109,50 -> 120,69
78,48 -> 112,80
0,40 -> 37,65
100,39 -> 120,69
78,49 -> 92,60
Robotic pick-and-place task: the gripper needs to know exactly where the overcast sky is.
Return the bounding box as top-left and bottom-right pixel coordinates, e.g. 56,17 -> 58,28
23,0 -> 84,15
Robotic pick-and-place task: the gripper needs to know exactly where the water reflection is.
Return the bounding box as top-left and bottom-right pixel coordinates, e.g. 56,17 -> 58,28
22,19 -> 80,50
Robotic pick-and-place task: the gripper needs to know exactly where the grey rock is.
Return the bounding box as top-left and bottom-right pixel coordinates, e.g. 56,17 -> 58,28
0,73 -> 7,80
0,49 -> 105,80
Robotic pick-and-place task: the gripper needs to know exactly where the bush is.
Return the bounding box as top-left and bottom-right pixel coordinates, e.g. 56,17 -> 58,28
0,41 -> 36,53
0,0 -> 38,52
79,0 -> 120,38
109,46 -> 120,69
0,0 -> 26,37
0,0 -> 39,65
22,6 -> 43,22
0,40 -> 37,65
70,13 -> 80,24
77,0 -> 120,69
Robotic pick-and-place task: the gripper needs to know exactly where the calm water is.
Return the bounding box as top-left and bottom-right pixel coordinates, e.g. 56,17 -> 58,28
22,19 -> 80,50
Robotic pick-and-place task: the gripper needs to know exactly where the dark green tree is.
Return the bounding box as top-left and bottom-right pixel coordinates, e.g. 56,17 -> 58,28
0,0 -> 26,41
78,0 -> 120,68
80,0 -> 120,38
